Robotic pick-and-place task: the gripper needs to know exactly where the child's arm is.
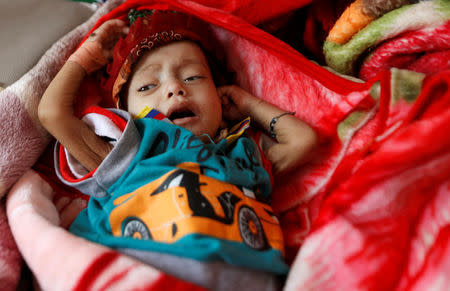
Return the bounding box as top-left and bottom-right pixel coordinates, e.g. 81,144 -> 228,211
38,19 -> 128,171
218,85 -> 318,175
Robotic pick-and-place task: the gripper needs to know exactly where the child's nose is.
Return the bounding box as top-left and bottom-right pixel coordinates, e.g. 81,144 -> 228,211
167,80 -> 186,98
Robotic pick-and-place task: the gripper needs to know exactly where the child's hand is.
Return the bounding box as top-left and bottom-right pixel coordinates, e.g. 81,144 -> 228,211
68,19 -> 129,74
86,19 -> 129,61
218,85 -> 262,122
219,84 -> 318,174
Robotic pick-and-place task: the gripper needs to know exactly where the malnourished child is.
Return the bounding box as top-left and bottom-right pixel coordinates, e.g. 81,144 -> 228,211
39,9 -> 317,291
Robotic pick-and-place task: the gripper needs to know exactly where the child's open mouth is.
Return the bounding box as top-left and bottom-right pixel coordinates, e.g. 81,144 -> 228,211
168,109 -> 198,126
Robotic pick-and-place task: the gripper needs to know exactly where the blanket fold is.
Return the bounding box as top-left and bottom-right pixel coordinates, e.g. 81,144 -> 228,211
0,1 -> 125,289
1,0 -> 449,290
323,0 -> 450,80
7,170 -> 207,291
285,70 -> 450,290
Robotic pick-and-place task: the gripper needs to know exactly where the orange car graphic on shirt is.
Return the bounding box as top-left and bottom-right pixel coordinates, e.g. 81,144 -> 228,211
109,162 -> 284,252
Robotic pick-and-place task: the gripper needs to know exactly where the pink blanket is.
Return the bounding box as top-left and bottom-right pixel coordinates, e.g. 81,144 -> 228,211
2,0 -> 450,290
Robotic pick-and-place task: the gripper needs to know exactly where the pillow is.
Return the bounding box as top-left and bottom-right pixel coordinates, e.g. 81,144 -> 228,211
0,0 -> 94,87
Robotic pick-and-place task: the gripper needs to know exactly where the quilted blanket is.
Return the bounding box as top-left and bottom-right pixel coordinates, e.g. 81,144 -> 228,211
1,0 -> 449,290
323,0 -> 450,80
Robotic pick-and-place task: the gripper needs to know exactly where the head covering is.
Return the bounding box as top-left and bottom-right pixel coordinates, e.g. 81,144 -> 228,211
100,9 -> 216,108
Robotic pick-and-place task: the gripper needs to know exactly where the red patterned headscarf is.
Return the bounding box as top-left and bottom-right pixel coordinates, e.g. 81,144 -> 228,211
100,9 -> 216,108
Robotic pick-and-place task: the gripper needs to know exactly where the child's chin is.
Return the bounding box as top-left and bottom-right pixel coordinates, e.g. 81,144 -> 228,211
191,127 -> 216,142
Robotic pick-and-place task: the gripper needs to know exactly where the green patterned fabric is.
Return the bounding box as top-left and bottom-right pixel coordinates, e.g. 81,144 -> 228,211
324,0 -> 450,76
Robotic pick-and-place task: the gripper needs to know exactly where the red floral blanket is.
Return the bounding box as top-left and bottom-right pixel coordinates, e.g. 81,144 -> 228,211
1,0 -> 449,290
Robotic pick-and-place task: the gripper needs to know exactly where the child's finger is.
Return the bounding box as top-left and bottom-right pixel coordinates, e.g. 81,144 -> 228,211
217,85 -> 234,97
90,19 -> 128,42
101,19 -> 127,31
109,19 -> 129,36
221,95 -> 229,105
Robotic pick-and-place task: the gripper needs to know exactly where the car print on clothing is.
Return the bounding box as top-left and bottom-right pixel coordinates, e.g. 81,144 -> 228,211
109,162 -> 284,252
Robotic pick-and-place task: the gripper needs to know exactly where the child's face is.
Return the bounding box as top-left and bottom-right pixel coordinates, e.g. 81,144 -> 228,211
125,41 -> 222,139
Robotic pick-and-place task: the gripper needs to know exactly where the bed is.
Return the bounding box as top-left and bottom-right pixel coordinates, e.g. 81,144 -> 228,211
1,0 -> 449,290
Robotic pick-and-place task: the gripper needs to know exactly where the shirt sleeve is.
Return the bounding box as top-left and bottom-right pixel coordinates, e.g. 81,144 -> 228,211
54,106 -> 141,198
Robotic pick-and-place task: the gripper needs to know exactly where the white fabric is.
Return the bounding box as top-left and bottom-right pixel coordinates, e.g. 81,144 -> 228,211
82,113 -> 123,146
64,111 -> 124,179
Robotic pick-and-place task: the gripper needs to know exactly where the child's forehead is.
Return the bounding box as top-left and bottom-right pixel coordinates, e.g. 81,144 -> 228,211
133,41 -> 210,72
142,40 -> 206,59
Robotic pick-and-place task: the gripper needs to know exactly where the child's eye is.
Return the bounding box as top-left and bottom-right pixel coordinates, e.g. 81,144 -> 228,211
184,76 -> 204,83
138,84 -> 157,92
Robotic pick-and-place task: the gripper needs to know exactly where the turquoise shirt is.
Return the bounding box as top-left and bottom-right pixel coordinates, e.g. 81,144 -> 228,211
70,114 -> 288,274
